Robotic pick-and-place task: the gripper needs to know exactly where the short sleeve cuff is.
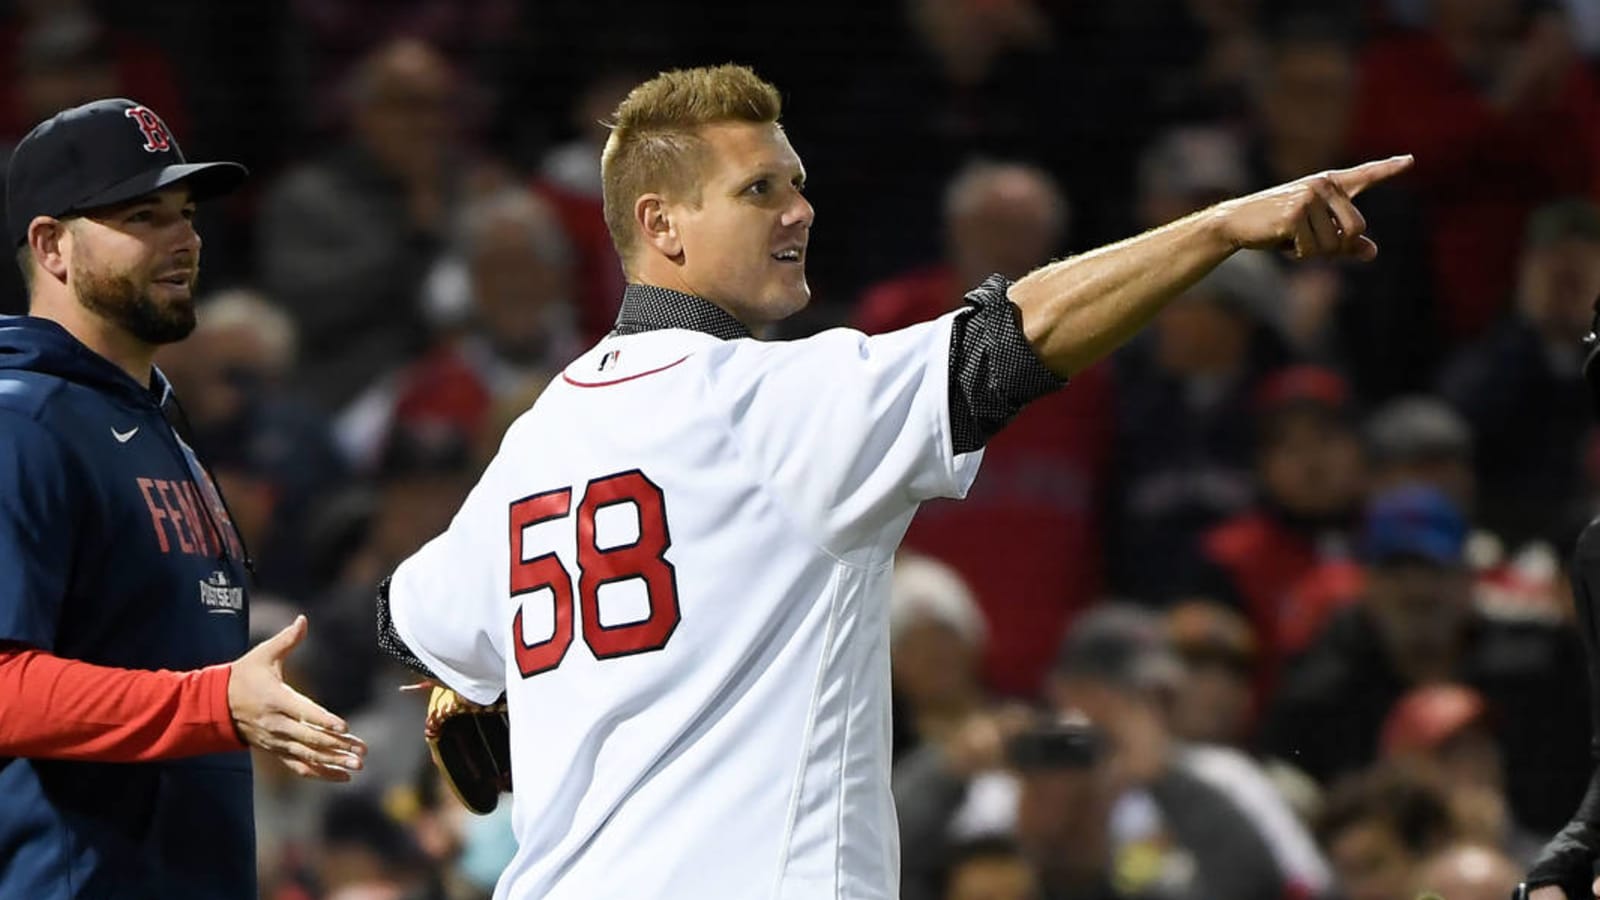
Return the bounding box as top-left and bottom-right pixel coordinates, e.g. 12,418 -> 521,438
948,274 -> 1067,454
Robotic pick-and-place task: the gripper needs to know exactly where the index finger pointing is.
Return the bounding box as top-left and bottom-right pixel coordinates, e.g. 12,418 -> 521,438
1328,154 -> 1414,197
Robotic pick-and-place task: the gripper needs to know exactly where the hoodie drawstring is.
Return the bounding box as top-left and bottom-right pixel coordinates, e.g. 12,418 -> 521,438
160,391 -> 258,585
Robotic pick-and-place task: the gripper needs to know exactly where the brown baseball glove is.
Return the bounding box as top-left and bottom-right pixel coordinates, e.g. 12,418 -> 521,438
425,685 -> 512,815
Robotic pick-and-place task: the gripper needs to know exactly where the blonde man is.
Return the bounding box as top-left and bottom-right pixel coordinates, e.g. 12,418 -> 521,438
380,64 -> 1410,899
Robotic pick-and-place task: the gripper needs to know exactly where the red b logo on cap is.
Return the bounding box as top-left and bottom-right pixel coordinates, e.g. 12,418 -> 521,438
124,106 -> 171,153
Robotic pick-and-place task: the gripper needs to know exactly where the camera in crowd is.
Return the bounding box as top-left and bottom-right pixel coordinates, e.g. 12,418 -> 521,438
1005,711 -> 1104,771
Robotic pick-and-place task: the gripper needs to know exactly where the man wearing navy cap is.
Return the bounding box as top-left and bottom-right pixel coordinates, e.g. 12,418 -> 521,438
0,99 -> 366,898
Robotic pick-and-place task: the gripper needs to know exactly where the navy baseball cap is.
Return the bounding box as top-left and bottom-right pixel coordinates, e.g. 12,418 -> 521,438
6,98 -> 247,246
1361,484 -> 1468,567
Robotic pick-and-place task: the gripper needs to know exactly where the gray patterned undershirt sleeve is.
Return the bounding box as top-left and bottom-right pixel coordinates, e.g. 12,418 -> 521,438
947,274 -> 1068,454
376,576 -> 441,681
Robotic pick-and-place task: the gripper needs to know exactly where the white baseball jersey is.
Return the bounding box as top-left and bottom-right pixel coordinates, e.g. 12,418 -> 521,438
388,304 -> 983,899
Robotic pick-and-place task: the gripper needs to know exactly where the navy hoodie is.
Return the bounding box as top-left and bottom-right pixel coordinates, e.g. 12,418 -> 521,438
0,316 -> 253,899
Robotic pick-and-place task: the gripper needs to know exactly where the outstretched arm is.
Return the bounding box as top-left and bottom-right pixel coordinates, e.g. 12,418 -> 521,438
0,616 -> 365,781
1010,156 -> 1415,377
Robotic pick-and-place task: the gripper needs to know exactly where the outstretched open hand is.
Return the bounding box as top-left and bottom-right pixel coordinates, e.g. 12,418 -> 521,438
228,615 -> 367,782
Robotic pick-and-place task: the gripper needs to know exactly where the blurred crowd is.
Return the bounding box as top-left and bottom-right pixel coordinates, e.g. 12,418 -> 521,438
4,0 -> 1600,897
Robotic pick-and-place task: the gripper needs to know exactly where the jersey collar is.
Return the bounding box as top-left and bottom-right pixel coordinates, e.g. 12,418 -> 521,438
613,283 -> 753,342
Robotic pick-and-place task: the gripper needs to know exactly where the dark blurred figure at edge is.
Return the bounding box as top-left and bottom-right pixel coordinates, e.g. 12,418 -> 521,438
1439,198 -> 1600,551
1519,291 -> 1600,899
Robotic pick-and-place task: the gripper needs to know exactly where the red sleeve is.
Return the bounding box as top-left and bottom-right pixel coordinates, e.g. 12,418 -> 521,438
0,647 -> 245,762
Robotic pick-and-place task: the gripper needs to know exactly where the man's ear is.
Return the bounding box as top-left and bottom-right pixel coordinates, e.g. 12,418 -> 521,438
28,217 -> 68,282
635,194 -> 682,259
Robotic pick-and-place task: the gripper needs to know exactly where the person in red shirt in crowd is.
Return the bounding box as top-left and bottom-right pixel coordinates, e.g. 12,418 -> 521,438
1194,365 -> 1368,700
853,158 -> 1114,696
533,68 -> 639,345
1347,0 -> 1600,343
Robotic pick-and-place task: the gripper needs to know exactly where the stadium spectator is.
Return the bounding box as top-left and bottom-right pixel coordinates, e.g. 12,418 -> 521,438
532,68 -> 636,344
154,289 -> 347,598
1380,683 -> 1542,860
901,604 -> 1335,900
340,185 -> 580,469
1411,841 -> 1522,900
855,159 -> 1070,333
1348,0 -> 1600,343
1363,396 -> 1478,518
1162,600 -> 1260,749
942,836 -> 1041,900
1246,16 -> 1436,403
258,37 -> 475,415
856,159 -> 1114,696
1134,125 -> 1251,232
807,0 -> 1076,294
1439,198 -> 1600,548
313,793 -> 430,900
0,4 -> 193,316
301,420 -> 476,725
1259,485 -> 1589,831
0,0 -> 187,143
890,554 -> 990,759
1043,605 -> 1331,900
1108,251 -> 1290,602
1011,716 -> 1121,900
1314,765 -> 1460,900
285,0 -> 516,134
1193,365 -> 1366,693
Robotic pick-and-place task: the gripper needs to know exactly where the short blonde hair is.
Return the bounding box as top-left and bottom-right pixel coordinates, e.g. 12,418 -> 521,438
600,64 -> 782,270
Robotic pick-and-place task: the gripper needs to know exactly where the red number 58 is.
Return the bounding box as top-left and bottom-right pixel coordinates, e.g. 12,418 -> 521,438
509,470 -> 680,678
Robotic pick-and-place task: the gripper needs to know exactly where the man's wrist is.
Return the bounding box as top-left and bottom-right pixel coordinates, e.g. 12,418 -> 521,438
1194,201 -> 1246,255
205,663 -> 245,748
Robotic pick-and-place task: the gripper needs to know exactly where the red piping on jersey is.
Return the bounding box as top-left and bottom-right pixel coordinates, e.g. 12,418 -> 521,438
0,646 -> 243,761
562,354 -> 691,388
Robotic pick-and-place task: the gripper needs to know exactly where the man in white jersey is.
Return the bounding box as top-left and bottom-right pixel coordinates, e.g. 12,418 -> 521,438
377,64 -> 1412,899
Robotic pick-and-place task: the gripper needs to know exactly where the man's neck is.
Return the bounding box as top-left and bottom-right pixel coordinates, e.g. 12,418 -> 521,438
30,295 -> 155,386
627,267 -> 763,334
